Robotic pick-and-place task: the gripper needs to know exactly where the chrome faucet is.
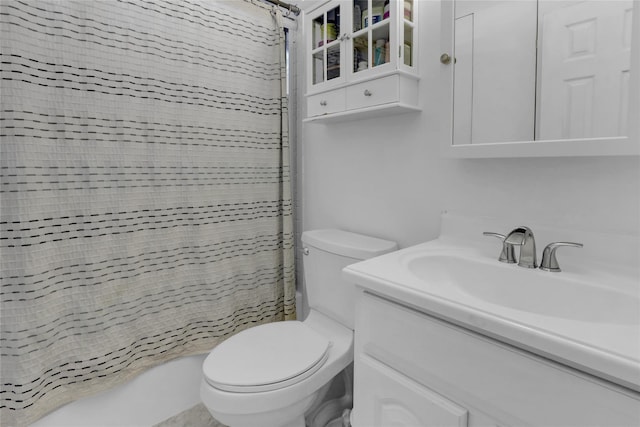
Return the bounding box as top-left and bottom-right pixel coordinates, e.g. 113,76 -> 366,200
485,226 -> 583,272
504,226 -> 537,268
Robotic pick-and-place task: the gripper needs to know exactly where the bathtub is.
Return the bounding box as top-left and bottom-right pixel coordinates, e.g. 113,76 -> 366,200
30,354 -> 207,427
31,292 -> 306,426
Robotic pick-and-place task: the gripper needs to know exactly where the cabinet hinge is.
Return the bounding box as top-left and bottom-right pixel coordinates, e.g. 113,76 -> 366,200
399,46 -> 402,58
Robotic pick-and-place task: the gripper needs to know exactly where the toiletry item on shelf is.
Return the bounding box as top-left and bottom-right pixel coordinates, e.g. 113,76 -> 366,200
327,47 -> 340,80
372,5 -> 383,24
315,20 -> 323,47
353,36 -> 368,71
354,48 -> 366,72
404,42 -> 412,66
325,21 -> 337,43
385,41 -> 390,63
354,5 -> 361,31
404,0 -> 412,20
374,39 -> 386,66
364,6 -> 383,27
383,0 -> 390,19
318,21 -> 337,47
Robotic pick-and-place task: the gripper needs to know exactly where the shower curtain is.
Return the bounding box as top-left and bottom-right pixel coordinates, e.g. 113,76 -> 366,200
0,1 -> 295,425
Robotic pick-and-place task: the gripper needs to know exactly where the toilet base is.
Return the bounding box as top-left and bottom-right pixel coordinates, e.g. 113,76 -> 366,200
202,382 -> 329,427
306,365 -> 353,427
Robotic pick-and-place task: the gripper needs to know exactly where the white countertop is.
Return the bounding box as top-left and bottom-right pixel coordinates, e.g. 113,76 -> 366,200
343,214 -> 640,392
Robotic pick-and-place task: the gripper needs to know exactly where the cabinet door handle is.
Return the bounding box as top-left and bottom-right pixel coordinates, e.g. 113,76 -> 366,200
320,100 -> 327,106
440,53 -> 452,65
364,89 -> 372,97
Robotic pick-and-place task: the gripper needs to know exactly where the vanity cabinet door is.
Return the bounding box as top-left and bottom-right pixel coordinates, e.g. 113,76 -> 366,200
354,291 -> 640,427
353,354 -> 468,427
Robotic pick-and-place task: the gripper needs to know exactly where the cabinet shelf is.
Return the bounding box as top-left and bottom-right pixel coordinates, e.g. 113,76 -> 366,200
403,19 -> 415,28
353,17 -> 391,36
303,101 -> 420,123
311,40 -> 341,54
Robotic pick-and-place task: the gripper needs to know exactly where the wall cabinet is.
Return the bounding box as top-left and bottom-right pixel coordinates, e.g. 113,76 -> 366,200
440,0 -> 640,157
305,0 -> 420,122
352,291 -> 640,427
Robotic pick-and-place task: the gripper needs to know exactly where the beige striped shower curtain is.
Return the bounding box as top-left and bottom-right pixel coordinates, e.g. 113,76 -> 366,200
0,1 -> 295,425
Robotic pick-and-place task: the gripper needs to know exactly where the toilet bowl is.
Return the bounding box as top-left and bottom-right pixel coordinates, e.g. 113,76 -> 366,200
200,310 -> 352,427
200,229 -> 397,427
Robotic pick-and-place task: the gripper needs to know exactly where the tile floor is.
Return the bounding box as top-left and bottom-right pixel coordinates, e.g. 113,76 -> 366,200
153,403 -> 225,427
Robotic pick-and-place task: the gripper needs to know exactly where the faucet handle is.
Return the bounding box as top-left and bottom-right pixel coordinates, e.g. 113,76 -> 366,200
483,232 -> 517,263
540,242 -> 583,272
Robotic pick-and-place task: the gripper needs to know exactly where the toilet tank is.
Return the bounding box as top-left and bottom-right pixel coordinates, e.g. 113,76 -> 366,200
301,229 -> 397,329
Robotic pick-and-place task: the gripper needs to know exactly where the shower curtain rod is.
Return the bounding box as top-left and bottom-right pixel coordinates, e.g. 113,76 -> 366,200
264,0 -> 301,16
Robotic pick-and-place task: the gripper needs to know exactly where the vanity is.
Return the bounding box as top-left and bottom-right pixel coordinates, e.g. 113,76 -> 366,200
343,214 -> 640,426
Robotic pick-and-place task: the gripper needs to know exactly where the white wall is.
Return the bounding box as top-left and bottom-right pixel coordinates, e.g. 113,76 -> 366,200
298,1 -> 640,251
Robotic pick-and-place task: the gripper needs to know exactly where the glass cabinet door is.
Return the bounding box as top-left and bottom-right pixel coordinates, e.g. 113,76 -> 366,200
351,0 -> 392,75
305,0 -> 420,120
306,0 -> 418,96
349,0 -> 417,75
402,0 -> 415,67
310,4 -> 343,88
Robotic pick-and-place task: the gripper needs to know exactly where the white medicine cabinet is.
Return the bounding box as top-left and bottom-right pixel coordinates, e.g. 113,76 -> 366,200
304,0 -> 420,122
440,0 -> 640,157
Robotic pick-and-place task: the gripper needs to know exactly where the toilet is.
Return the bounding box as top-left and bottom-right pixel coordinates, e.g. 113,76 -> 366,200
200,229 -> 397,427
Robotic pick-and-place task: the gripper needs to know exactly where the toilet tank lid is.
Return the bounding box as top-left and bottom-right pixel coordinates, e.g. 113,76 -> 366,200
301,229 -> 398,260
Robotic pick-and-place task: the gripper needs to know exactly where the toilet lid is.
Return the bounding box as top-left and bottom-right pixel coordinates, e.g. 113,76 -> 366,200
203,321 -> 331,393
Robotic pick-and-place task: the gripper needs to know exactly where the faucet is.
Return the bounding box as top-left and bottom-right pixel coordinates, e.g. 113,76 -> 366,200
485,226 -> 583,272
504,226 -> 537,268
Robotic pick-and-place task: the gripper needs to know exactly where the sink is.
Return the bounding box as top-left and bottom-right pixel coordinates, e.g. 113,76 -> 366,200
406,254 -> 639,325
343,213 -> 640,392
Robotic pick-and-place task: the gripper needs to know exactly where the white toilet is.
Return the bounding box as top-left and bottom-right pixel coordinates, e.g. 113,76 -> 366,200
200,229 -> 397,427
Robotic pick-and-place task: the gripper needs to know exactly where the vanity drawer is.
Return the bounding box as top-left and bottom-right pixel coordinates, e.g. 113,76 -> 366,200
355,291 -> 640,426
346,75 -> 399,111
307,89 -> 345,117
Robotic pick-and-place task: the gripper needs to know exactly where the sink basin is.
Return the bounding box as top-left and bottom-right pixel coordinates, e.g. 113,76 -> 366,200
407,255 -> 639,325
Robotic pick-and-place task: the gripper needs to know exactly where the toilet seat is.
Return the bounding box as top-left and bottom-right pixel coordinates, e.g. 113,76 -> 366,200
203,321 -> 331,393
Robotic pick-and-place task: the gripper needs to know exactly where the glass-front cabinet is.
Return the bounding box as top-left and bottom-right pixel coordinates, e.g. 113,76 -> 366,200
305,0 -> 420,121
310,3 -> 344,87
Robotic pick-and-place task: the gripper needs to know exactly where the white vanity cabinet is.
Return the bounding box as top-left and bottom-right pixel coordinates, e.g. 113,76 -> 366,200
352,291 -> 640,427
305,0 -> 420,122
